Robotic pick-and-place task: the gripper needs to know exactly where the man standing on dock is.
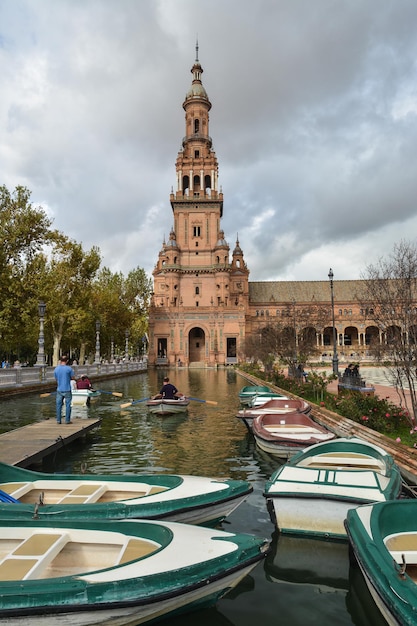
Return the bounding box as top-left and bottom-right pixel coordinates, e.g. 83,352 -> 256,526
54,355 -> 75,424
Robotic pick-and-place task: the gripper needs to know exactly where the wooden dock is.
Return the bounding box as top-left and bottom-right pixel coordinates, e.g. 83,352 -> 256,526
0,418 -> 102,467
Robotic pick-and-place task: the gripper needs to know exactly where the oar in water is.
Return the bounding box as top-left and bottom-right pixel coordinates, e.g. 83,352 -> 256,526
97,390 -> 123,398
39,391 -> 57,398
120,397 -> 150,409
187,397 -> 218,406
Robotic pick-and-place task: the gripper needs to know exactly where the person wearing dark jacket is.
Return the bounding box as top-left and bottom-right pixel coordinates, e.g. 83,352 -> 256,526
154,377 -> 183,399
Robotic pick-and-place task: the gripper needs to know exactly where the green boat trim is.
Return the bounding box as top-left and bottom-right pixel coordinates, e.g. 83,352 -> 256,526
346,500 -> 417,625
0,461 -> 252,524
0,518 -> 269,618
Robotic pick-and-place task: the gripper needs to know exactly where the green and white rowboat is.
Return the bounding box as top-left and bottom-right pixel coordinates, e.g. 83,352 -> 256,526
71,389 -> 101,406
264,437 -> 402,540
238,385 -> 273,406
0,517 -> 269,625
0,461 -> 252,526
345,499 -> 417,626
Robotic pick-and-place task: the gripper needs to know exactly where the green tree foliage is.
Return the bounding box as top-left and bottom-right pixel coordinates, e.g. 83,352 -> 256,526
0,185 -> 151,364
38,240 -> 102,364
0,185 -> 60,360
91,266 -> 152,360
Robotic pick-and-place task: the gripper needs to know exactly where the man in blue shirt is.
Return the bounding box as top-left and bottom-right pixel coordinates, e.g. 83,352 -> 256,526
54,355 -> 75,424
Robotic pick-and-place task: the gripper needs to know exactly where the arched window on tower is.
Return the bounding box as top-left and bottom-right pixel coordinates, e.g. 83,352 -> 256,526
183,175 -> 190,196
194,119 -> 200,134
205,174 -> 212,196
193,175 -> 201,192
195,286 -> 200,295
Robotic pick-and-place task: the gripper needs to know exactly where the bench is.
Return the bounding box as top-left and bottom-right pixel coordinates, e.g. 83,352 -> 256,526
301,456 -> 382,469
57,483 -> 108,504
118,538 -> 159,564
0,533 -> 69,581
0,482 -> 32,499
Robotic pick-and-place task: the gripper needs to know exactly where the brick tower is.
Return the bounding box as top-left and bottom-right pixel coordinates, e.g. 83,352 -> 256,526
148,46 -> 249,367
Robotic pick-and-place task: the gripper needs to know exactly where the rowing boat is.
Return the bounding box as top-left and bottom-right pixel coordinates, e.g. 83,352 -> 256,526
0,461 -> 252,526
345,499 -> 417,626
71,389 -> 101,406
252,412 -> 335,459
0,517 -> 269,625
236,398 -> 311,432
146,397 -> 190,414
238,385 -> 273,405
264,437 -> 402,539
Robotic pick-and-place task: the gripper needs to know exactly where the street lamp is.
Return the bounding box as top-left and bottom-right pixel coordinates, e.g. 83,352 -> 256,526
35,301 -> 47,367
94,320 -> 101,364
110,336 -> 114,363
125,330 -> 129,362
328,268 -> 339,376
292,299 -> 297,365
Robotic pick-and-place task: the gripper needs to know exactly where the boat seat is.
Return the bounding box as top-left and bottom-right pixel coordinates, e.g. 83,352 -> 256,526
0,533 -> 69,581
57,483 -> 108,504
386,533 -> 417,564
264,424 -> 308,433
147,486 -> 168,495
118,538 -> 159,564
300,456 -> 382,470
0,482 -> 33,498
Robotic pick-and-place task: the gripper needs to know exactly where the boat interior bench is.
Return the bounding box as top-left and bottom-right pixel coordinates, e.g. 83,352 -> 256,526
0,481 -> 169,505
299,456 -> 383,471
386,533 -> 417,567
57,483 -> 109,504
0,533 -> 160,581
0,482 -> 31,498
0,533 -> 69,581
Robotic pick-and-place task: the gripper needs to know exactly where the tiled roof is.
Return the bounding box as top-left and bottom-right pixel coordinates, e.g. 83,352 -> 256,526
248,280 -> 366,304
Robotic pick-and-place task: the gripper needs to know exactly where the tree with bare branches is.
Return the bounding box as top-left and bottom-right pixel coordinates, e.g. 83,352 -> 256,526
361,240 -> 417,427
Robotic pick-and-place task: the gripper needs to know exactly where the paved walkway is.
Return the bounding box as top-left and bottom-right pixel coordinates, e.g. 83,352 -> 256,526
326,378 -> 412,409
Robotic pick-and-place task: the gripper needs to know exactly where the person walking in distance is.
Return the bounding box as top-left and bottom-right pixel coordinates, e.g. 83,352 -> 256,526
54,355 -> 75,424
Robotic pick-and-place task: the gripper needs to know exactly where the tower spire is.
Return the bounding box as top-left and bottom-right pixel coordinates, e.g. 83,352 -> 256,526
195,37 -> 199,62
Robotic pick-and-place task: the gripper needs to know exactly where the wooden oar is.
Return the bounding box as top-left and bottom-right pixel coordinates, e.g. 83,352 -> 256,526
187,397 -> 218,406
120,397 -> 150,409
97,390 -> 123,398
39,391 -> 56,398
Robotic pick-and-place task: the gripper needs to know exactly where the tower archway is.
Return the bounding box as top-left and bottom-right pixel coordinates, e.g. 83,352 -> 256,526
188,327 -> 206,363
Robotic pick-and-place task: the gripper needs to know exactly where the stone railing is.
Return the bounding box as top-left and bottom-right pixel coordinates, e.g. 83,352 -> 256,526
0,361 -> 147,391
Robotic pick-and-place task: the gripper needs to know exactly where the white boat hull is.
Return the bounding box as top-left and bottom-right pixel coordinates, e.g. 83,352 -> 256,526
264,438 -> 402,539
71,390 -> 100,406
268,495 -> 356,538
0,519 -> 268,626
0,565 -> 256,626
146,399 -> 190,415
254,432 -> 334,460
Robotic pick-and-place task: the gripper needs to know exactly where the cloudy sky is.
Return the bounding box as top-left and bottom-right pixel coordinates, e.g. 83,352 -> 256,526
1,0 -> 417,284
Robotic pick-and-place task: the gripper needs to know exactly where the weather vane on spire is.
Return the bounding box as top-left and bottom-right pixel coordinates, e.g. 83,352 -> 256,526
195,37 -> 199,62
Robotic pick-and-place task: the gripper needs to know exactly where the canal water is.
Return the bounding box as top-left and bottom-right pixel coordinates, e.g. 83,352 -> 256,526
0,368 -> 386,626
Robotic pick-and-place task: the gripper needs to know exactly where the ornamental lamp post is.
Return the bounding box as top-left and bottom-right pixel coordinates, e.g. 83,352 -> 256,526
125,330 -> 130,362
35,301 -> 47,367
94,320 -> 101,364
110,336 -> 114,363
328,268 -> 339,376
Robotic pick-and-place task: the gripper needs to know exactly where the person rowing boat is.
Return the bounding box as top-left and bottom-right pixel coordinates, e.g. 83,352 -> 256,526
152,377 -> 184,400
